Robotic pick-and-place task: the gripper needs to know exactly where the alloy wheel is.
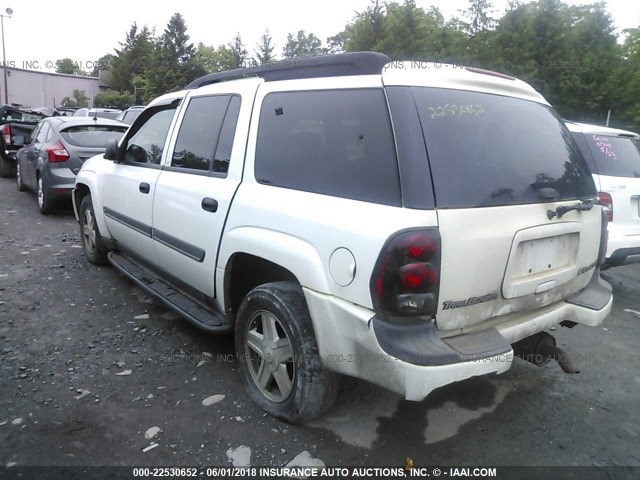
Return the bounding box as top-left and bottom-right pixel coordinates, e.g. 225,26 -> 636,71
82,208 -> 96,255
244,310 -> 295,402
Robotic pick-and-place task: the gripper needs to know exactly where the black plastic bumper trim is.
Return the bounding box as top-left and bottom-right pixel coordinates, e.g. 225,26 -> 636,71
566,268 -> 612,311
371,315 -> 512,366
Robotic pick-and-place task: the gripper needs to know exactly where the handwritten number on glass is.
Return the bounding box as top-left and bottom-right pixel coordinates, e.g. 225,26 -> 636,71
592,135 -> 617,159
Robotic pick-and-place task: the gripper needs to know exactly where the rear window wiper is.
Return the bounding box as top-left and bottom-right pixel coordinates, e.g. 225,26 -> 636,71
547,199 -> 594,220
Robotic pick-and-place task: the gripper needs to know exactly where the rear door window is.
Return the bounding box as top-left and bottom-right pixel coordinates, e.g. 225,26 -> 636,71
213,96 -> 241,174
169,95 -> 231,173
405,87 -> 595,208
584,135 -> 640,178
255,89 -> 401,206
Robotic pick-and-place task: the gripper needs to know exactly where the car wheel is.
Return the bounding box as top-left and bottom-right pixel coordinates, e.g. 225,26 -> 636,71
79,194 -> 108,265
16,162 -> 26,191
37,175 -> 54,214
0,155 -> 12,178
235,281 -> 340,423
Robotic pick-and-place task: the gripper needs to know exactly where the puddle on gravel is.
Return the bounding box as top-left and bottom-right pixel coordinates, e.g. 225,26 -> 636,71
309,376 -> 509,448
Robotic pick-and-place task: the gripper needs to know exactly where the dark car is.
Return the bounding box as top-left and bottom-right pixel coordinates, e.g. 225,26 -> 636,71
0,105 -> 45,177
16,117 -> 127,214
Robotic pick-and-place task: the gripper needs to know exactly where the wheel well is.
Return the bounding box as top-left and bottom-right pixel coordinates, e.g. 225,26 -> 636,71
224,253 -> 299,313
74,183 -> 91,212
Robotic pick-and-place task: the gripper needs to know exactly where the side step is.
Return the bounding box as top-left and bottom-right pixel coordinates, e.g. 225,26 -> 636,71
108,251 -> 231,333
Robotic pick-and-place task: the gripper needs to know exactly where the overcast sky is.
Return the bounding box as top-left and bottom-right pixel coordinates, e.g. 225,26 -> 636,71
2,0 -> 638,73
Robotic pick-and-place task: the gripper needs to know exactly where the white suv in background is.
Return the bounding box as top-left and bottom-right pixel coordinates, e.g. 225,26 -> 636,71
73,53 -> 612,422
567,122 -> 640,266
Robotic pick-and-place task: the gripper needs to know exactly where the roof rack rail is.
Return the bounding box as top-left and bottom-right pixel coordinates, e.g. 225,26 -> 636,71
185,51 -> 391,89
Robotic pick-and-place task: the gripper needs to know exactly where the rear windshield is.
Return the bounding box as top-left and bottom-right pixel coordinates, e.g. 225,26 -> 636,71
93,111 -> 121,120
584,134 -> 640,178
408,87 -> 595,208
60,125 -> 127,148
1,111 -> 42,124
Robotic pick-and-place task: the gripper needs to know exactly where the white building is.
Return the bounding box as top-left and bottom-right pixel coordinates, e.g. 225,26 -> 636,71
0,66 -> 107,108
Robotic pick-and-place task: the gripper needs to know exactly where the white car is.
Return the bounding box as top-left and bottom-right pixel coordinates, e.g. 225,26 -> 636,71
567,122 -> 640,266
72,53 -> 612,422
73,108 -> 122,120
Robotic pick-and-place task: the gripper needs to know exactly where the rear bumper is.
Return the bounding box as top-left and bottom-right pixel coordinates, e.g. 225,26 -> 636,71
43,167 -> 76,199
303,272 -> 612,401
606,230 -> 640,262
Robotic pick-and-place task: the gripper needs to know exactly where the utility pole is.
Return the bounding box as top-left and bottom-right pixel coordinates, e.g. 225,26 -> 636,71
1,8 -> 13,105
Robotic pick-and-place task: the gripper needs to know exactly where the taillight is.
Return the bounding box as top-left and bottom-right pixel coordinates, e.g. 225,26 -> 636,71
46,142 -> 70,163
371,229 -> 441,316
597,192 -> 613,222
2,125 -> 10,145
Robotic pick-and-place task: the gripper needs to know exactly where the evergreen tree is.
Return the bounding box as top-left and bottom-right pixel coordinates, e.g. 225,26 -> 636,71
461,0 -> 496,35
143,13 -> 203,101
228,33 -> 248,68
341,0 -> 387,52
254,30 -> 276,65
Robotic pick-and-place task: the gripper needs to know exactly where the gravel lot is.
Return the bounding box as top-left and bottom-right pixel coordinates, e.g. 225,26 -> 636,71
1,176 -> 639,476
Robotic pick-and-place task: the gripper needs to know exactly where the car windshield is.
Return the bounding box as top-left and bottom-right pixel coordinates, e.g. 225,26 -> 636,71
60,125 -> 127,148
118,109 -> 143,124
584,135 -> 640,178
404,87 -> 596,208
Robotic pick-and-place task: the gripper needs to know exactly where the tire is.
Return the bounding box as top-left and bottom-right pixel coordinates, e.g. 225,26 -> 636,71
235,281 -> 340,423
37,175 -> 54,214
0,155 -> 12,178
16,161 -> 25,191
79,194 -> 108,265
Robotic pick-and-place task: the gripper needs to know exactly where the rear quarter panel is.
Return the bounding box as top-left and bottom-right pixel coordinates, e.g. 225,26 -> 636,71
218,76 -> 438,309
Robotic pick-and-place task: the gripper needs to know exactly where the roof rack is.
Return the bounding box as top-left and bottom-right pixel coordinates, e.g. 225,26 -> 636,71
185,52 -> 391,89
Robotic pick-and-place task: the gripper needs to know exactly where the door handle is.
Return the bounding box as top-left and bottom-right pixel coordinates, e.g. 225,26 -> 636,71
139,182 -> 150,194
201,197 -> 218,213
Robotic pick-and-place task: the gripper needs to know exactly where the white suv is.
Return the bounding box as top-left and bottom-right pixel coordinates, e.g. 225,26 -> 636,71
73,53 -> 612,422
567,121 -> 640,266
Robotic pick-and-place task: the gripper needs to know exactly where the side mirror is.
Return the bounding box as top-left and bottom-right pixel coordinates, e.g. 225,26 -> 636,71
104,139 -> 121,162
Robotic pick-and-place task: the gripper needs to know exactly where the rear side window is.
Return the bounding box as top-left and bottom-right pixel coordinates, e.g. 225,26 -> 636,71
408,87 -> 595,208
170,95 -> 231,173
255,89 -> 401,206
584,135 -> 640,178
35,123 -> 50,143
60,125 -> 127,148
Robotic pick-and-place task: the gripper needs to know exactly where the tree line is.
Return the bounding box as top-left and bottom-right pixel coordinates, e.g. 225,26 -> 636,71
56,0 -> 640,130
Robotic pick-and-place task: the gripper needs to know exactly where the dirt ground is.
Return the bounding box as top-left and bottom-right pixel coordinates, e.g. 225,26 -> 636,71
1,177 -> 639,477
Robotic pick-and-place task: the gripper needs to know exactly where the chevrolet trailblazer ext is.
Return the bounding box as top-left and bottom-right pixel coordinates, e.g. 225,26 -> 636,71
73,53 -> 612,422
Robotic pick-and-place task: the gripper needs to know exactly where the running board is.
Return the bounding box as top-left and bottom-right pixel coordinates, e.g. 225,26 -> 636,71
108,251 -> 231,333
